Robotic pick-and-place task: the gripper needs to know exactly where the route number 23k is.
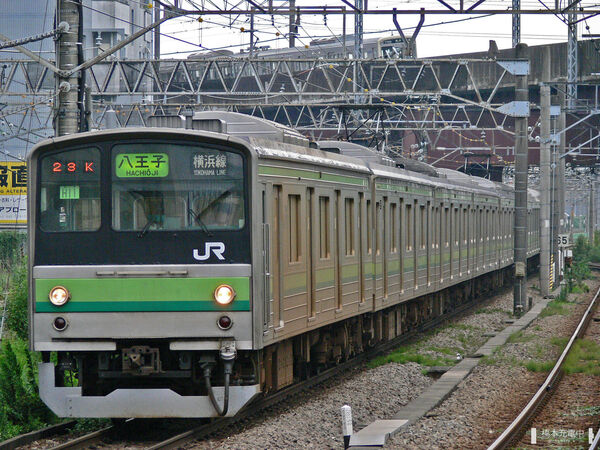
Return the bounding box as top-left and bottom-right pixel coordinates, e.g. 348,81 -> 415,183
52,161 -> 95,173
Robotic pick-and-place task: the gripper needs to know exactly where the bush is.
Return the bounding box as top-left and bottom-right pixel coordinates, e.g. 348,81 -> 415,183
4,260 -> 28,341
0,231 -> 25,270
573,235 -> 591,264
0,340 -> 54,440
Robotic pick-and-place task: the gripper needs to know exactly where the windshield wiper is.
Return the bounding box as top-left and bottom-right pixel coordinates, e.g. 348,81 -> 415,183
188,208 -> 213,236
137,219 -> 158,238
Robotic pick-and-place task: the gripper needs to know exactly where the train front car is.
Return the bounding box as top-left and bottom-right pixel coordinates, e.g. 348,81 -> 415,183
29,128 -> 261,418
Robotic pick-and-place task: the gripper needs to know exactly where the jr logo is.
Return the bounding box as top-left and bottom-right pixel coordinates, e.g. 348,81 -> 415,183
193,242 -> 225,261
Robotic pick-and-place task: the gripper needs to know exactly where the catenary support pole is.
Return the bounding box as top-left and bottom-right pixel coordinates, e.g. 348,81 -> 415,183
154,3 -> 161,58
589,179 -> 595,241
556,102 -> 566,282
289,0 -> 296,48
514,43 -> 529,315
512,0 -> 520,47
567,9 -> 578,109
55,0 -> 81,136
540,47 -> 551,297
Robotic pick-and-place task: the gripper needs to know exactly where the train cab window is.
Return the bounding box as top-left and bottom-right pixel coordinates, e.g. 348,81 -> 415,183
111,143 -> 245,232
39,147 -> 101,232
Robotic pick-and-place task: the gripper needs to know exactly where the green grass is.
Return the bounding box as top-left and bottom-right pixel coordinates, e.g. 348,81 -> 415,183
428,346 -> 462,356
445,323 -> 477,331
550,336 -> 569,349
563,339 -> 600,375
540,299 -> 571,318
507,330 -> 535,344
368,346 -> 455,369
475,307 -> 509,315
523,360 -> 555,372
563,405 -> 600,417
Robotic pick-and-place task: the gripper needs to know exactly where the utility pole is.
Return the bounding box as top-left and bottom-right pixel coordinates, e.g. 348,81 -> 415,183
567,8 -> 578,109
353,0 -> 364,105
513,43 -> 529,315
354,0 -> 364,59
540,47 -> 551,297
557,91 -> 567,283
512,0 -> 520,47
589,179 -> 596,241
154,3 -> 161,58
250,8 -> 255,56
55,0 -> 81,136
289,0 -> 297,48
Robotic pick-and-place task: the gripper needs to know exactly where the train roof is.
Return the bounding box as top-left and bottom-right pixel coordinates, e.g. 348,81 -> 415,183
317,140 -> 395,167
147,112 -> 310,147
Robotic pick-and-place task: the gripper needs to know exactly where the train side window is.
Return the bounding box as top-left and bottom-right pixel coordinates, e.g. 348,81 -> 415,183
289,194 -> 301,263
420,205 -> 426,249
462,208 -> 467,244
390,202 -> 397,253
345,198 -> 355,256
367,200 -> 372,254
406,203 -> 412,251
444,207 -> 449,247
376,201 -> 381,256
454,207 -> 459,246
319,196 -> 330,259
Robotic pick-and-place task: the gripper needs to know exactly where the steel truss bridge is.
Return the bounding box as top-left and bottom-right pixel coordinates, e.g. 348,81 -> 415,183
1,56 -> 599,169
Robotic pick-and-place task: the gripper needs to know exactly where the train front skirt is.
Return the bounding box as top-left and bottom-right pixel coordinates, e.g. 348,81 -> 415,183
38,363 -> 260,418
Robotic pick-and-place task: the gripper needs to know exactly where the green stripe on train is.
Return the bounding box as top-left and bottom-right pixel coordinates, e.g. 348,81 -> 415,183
35,277 -> 250,312
36,300 -> 251,313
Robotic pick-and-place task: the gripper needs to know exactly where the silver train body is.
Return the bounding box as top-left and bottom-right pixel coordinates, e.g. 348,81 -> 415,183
29,112 -> 539,418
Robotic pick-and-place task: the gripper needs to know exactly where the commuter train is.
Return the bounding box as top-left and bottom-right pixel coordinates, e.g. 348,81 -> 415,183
29,112 -> 539,418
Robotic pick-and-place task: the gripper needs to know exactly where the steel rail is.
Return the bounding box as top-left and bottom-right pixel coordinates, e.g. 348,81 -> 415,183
50,425 -> 115,450
49,419 -> 137,450
0,420 -> 77,450
148,288 -> 509,450
590,423 -> 600,450
487,284 -> 600,450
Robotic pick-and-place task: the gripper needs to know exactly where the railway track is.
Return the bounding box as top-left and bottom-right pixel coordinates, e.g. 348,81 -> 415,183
487,283 -> 600,450
41,284 -> 504,450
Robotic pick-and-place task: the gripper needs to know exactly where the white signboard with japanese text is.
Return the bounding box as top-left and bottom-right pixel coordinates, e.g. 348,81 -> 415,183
0,163 -> 27,227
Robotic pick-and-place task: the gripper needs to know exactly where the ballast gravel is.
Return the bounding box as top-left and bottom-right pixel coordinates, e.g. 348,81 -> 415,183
387,277 -> 599,450
187,280 -> 537,449
188,362 -> 431,449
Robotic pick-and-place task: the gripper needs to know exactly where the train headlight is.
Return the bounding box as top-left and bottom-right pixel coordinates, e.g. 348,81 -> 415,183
214,284 -> 235,305
49,286 -> 70,306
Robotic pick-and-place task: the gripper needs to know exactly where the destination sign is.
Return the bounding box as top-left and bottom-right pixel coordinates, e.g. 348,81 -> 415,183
115,153 -> 169,178
192,152 -> 228,176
